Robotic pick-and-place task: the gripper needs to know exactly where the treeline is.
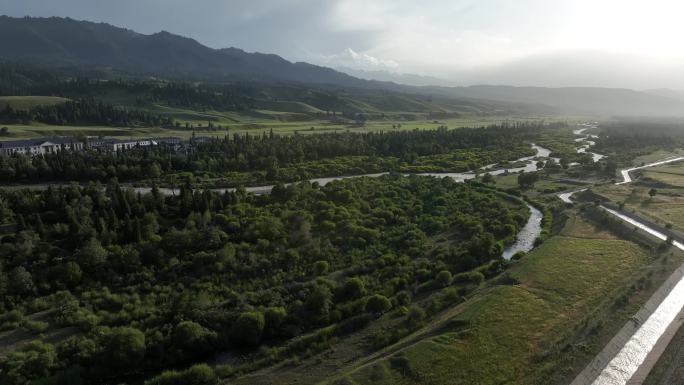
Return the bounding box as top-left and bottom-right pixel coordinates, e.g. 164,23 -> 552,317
0,122 -> 550,184
594,121 -> 684,166
0,63 -> 61,96
149,82 -> 256,111
0,98 -> 174,127
33,78 -> 257,112
0,175 -> 529,384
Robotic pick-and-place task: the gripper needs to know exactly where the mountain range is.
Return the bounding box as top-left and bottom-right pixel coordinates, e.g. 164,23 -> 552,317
1,15 -> 684,117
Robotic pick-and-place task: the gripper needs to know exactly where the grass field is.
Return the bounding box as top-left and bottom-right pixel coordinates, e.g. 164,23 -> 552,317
490,172 -> 590,193
319,215 -> 679,385
0,111 -> 580,141
640,161 -> 684,188
589,153 -> 684,235
631,149 -> 684,166
0,96 -> 69,110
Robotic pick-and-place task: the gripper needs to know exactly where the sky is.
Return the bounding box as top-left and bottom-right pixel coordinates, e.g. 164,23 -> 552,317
1,0 -> 683,89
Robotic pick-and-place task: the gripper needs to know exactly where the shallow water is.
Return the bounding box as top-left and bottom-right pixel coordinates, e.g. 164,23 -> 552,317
502,204 -> 543,260
574,127 -> 605,163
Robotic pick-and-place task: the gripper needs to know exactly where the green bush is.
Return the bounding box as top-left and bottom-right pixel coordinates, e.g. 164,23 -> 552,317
24,320 -> 49,334
230,312 -> 265,347
453,271 -> 485,285
365,294 -> 392,315
340,277 -> 366,300
435,270 -> 453,287
173,321 -> 215,356
145,364 -> 217,385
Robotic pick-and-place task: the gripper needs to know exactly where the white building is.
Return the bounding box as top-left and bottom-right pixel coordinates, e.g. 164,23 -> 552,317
0,138 -> 84,156
88,137 -> 182,152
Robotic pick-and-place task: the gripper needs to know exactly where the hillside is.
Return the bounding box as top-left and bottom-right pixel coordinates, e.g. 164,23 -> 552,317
2,16 -> 683,117
431,85 -> 684,116
0,16 -> 370,87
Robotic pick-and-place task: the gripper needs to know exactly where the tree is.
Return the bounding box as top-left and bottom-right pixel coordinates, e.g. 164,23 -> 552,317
9,266 -> 34,295
435,270 -> 453,288
313,260 -> 329,276
481,173 -> 495,184
77,237 -> 108,272
406,305 -> 426,327
172,321 -> 214,356
305,284 -> 333,322
230,312 -> 265,347
103,327 -> 146,370
340,277 -> 366,300
61,261 -> 82,288
147,163 -> 162,179
649,188 -> 658,198
0,341 -> 57,385
517,172 -> 540,189
365,294 -> 392,315
0,127 -> 8,136
264,307 -> 287,338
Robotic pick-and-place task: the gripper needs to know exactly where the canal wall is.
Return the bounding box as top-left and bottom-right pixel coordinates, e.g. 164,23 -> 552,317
571,207 -> 684,385
571,263 -> 684,385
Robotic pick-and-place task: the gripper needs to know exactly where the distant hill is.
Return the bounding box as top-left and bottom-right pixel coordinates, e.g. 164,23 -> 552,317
0,16 -> 371,87
1,16 -> 684,117
430,85 -> 684,116
337,67 -> 457,87
643,88 -> 684,102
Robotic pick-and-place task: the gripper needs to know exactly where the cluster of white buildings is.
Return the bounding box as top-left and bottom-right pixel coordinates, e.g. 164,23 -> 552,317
0,137 -> 84,156
0,136 -> 182,156
88,137 -> 182,152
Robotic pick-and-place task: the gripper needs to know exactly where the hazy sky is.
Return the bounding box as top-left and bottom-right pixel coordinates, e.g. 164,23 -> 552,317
2,0 -> 683,88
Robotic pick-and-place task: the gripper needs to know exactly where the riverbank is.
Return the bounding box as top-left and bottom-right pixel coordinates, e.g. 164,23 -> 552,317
312,213 -> 674,385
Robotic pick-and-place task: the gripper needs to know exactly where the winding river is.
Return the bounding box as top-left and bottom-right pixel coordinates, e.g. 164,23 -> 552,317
574,127 -> 606,163
562,126 -> 684,385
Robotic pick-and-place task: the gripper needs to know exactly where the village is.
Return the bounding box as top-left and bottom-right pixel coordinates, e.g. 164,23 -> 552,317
0,136 -> 189,156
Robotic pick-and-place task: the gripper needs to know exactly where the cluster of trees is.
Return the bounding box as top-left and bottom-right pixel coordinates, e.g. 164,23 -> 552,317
0,63 -> 62,96
0,70 -> 339,115
149,82 -> 256,111
0,98 -> 174,127
0,175 -> 528,384
0,122 -> 547,185
594,121 -> 684,166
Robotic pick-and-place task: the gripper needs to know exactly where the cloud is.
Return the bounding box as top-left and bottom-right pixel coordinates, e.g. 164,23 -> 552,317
318,48 -> 399,72
3,0 -> 684,88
